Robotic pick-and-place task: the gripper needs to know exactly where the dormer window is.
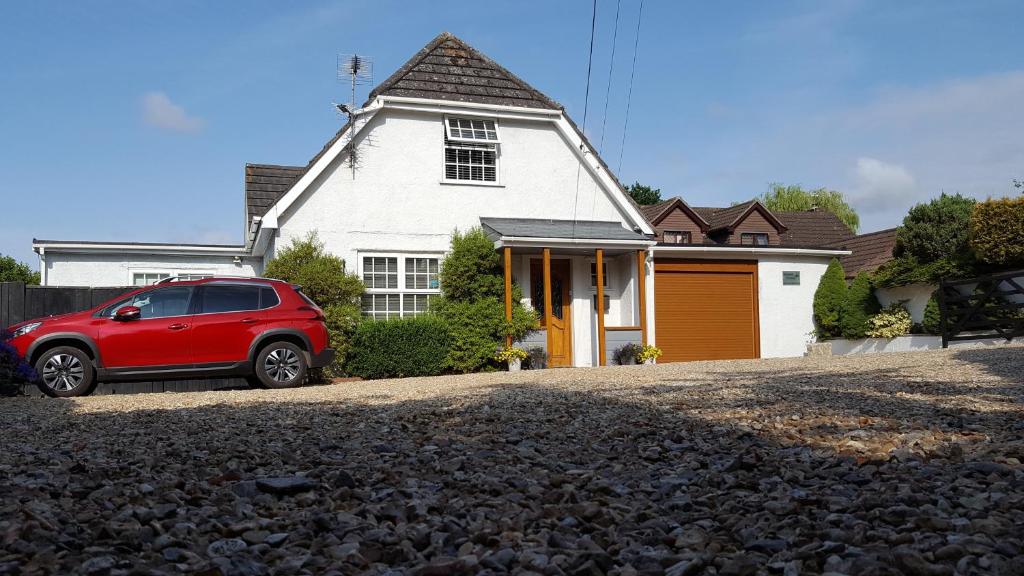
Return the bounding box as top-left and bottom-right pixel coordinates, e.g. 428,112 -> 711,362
741,233 -> 769,246
664,230 -> 691,244
444,118 -> 499,183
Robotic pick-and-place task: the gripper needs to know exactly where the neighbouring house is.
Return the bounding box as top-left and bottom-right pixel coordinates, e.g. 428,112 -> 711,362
32,32 -> 855,366
826,228 -> 936,323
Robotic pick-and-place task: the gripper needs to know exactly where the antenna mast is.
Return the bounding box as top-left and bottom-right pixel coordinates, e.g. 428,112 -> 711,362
336,53 -> 373,178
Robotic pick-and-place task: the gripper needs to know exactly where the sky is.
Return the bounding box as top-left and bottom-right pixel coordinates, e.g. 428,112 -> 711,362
1,0 -> 1021,267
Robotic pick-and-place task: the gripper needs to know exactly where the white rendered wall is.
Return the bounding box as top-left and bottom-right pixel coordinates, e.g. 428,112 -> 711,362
41,252 -> 260,287
876,283 -> 935,323
757,257 -> 831,358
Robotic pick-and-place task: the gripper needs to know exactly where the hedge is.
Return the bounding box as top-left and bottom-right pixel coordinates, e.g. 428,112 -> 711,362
346,316 -> 453,379
970,196 -> 1024,268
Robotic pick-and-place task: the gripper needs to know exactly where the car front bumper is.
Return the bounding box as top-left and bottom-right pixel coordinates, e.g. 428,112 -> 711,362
310,347 -> 336,369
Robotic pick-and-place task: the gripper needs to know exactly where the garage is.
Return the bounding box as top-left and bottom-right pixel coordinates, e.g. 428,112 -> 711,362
654,259 -> 760,362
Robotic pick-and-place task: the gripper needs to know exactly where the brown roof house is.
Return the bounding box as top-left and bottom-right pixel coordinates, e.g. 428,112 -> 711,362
33,32 -> 857,366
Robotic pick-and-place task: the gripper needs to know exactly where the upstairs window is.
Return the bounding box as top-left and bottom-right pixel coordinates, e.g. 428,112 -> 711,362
444,118 -> 499,183
740,233 -> 770,246
663,230 -> 691,244
363,257 -> 398,289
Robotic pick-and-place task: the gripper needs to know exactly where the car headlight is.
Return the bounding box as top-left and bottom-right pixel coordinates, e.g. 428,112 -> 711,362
11,322 -> 42,338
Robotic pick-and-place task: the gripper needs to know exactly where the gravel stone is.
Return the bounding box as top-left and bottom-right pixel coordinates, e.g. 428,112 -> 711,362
1,345 -> 1022,574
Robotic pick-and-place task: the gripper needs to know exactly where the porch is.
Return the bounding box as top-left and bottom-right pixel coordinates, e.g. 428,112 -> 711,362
482,218 -> 656,367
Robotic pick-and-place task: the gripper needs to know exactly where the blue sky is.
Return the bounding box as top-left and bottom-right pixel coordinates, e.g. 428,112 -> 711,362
1,1 -> 1021,266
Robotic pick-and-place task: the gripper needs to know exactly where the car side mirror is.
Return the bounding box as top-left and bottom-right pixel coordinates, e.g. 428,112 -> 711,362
114,305 -> 141,322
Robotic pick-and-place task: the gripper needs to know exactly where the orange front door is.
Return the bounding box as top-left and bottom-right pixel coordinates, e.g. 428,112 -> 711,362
531,258 -> 573,367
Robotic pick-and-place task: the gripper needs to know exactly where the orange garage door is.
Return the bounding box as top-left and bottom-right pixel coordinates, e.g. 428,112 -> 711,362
654,259 -> 760,362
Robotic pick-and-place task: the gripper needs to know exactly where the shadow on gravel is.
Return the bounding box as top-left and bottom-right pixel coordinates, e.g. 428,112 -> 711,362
2,363 -> 1022,576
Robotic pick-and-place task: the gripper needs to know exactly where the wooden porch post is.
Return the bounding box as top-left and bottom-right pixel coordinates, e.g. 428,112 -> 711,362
503,247 -> 513,348
637,249 -> 648,346
596,248 -> 606,366
542,248 -> 553,363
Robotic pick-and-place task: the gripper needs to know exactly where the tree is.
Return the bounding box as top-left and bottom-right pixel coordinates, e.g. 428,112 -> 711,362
813,258 -> 848,339
841,273 -> 880,338
433,228 -> 537,373
263,232 -> 364,376
0,255 -> 40,285
626,182 -> 662,205
875,193 -> 977,286
758,184 -> 860,233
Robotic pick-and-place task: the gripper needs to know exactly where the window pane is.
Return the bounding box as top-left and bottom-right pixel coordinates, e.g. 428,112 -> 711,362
200,285 -> 261,314
130,287 -> 191,319
260,287 -> 280,309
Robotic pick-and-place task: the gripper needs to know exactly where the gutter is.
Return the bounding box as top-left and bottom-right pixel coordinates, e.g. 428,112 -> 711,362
495,236 -> 657,250
650,245 -> 851,257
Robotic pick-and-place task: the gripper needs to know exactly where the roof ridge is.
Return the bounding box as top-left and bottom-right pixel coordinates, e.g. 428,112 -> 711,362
245,163 -> 304,170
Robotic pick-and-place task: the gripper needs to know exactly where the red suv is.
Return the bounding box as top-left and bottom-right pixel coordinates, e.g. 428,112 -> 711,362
4,277 -> 334,397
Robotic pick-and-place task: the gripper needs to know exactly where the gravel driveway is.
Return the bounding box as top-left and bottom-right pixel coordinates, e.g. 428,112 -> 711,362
2,346 -> 1023,575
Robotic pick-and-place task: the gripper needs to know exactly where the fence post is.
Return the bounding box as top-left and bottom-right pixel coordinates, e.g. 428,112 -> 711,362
937,278 -> 949,349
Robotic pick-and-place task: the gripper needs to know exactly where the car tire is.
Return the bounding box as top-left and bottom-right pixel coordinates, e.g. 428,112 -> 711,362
34,346 -> 96,398
254,342 -> 307,389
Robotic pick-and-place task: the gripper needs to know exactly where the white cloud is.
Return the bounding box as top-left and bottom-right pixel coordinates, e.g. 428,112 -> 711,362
849,158 -> 916,214
141,91 -> 204,133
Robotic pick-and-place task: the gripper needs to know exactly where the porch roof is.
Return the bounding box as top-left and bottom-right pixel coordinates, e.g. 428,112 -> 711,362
481,218 -> 651,242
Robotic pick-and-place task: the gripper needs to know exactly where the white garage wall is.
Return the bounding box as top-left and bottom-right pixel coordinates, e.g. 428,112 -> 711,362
42,252 -> 261,287
757,257 -> 831,358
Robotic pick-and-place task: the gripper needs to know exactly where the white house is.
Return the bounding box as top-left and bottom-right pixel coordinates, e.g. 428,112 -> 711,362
34,32 -> 851,366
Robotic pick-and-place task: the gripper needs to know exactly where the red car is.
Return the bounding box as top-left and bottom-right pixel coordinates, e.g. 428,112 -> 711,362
4,277 -> 334,397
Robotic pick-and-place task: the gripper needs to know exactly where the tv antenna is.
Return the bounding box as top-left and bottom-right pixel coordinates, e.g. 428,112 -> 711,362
335,53 -> 373,178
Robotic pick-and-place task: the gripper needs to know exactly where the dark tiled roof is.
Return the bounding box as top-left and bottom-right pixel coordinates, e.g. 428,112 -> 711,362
480,218 -> 648,242
245,164 -> 304,220
828,228 -> 898,278
777,210 -> 856,247
638,199 -> 675,222
369,32 -> 560,110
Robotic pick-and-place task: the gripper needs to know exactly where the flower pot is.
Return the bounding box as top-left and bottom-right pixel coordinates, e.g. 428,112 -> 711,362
643,358 -> 656,365
508,358 -> 522,372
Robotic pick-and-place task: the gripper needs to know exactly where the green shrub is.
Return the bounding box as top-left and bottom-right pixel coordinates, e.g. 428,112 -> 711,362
970,196 -> 1024,268
0,255 -> 39,284
876,193 -> 978,287
263,232 -> 364,375
813,258 -> 848,339
841,273 -> 881,338
922,292 -> 942,335
434,228 -> 538,373
346,316 -> 452,379
865,304 -> 913,339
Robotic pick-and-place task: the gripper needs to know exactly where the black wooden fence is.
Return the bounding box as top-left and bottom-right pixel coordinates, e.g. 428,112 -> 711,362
937,269 -> 1024,347
1,282 -> 246,395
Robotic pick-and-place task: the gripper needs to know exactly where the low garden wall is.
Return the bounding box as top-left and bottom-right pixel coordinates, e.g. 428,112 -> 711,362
815,335 -> 1010,356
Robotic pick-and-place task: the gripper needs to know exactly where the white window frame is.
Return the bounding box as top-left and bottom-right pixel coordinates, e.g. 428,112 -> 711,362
444,117 -> 501,143
442,117 -> 502,186
128,269 -> 215,286
359,252 -> 443,318
587,260 -> 613,292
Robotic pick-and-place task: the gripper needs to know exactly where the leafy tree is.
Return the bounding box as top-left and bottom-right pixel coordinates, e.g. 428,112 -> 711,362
0,255 -> 40,285
874,193 -> 978,287
626,182 -> 662,205
434,228 -> 537,373
263,232 -> 364,376
758,183 -> 860,233
841,273 -> 880,338
813,258 -> 848,339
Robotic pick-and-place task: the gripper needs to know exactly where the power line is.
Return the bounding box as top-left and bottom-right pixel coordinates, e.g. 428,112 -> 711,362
617,0 -> 644,174
598,0 -> 622,153
572,0 -> 600,239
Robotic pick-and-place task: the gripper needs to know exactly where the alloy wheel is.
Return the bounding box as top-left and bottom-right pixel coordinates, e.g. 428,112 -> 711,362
42,354 -> 85,392
264,348 -> 300,383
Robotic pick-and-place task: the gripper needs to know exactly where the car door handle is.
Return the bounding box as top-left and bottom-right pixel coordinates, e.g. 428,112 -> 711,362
168,323 -> 189,331
240,318 -> 258,324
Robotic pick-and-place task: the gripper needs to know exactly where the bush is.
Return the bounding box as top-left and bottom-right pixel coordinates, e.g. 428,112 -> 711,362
841,273 -> 881,338
813,258 -> 848,339
0,331 -> 35,396
434,228 -> 538,373
876,193 -> 978,287
613,343 -> 640,365
922,292 -> 942,335
263,232 -> 364,375
865,304 -> 913,339
346,316 -> 452,379
0,255 -> 40,285
970,196 -> 1024,268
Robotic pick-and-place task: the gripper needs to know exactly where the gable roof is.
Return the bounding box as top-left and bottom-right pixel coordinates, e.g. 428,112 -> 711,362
828,228 -> 898,278
698,200 -> 789,233
368,32 -> 560,110
245,164 -> 304,220
638,197 -> 711,230
776,210 -> 856,247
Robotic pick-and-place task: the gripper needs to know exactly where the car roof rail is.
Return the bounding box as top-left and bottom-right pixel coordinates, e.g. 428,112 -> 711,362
155,275 -> 286,284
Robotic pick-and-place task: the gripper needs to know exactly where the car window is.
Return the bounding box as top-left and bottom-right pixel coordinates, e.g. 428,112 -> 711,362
260,287 -> 280,309
200,285 -> 261,314
130,287 -> 192,319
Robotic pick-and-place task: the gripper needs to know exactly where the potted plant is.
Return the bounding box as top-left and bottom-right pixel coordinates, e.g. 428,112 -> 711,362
495,345 -> 529,372
636,344 -> 662,365
613,343 -> 641,365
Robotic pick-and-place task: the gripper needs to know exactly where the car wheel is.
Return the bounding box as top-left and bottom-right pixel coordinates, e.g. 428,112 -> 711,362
255,342 -> 307,389
34,346 -> 96,398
